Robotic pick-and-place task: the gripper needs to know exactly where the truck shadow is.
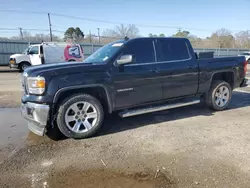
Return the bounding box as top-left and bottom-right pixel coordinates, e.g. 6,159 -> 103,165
98,90 -> 250,137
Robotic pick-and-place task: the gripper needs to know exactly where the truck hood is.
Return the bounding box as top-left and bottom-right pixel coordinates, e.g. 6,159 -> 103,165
10,53 -> 28,59
24,62 -> 107,77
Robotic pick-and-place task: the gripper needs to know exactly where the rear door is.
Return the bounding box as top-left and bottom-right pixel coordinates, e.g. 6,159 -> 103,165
155,38 -> 199,99
112,38 -> 162,109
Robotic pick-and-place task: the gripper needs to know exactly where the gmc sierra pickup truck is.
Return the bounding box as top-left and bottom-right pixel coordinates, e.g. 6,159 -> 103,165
21,37 -> 248,139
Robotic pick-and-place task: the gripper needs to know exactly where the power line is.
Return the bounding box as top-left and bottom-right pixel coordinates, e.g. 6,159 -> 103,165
0,9 -> 47,14
0,9 -> 244,32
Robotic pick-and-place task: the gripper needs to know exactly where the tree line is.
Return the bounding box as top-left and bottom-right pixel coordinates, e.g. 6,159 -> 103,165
1,25 -> 250,49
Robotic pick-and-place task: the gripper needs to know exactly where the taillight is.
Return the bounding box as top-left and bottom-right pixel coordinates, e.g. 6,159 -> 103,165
244,61 -> 248,75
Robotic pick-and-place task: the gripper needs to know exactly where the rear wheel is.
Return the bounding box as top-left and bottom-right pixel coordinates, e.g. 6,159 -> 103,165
205,80 -> 232,111
56,94 -> 104,139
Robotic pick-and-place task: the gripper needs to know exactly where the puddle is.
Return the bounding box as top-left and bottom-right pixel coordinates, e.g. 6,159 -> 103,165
0,108 -> 54,163
3,168 -> 177,188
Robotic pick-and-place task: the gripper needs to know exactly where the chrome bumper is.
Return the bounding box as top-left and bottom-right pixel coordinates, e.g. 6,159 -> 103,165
21,102 -> 50,136
9,64 -> 18,69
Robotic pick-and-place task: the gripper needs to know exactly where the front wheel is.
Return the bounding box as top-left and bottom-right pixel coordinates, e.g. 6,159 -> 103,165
205,80 -> 232,111
19,62 -> 31,72
56,94 -> 104,139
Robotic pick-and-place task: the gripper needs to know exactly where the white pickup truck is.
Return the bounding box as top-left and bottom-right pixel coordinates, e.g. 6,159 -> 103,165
9,42 -> 84,71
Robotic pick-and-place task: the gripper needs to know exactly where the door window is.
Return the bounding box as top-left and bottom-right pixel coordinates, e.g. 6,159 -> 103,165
156,39 -> 190,62
29,46 -> 39,55
122,39 -> 155,64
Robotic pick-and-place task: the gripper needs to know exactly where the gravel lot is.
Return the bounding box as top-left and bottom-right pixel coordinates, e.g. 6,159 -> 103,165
0,70 -> 250,188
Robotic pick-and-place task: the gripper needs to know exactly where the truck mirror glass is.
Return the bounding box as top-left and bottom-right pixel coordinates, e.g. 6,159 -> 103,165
117,55 -> 133,65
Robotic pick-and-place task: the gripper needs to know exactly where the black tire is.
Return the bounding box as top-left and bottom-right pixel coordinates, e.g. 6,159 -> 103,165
56,94 -> 104,139
19,62 -> 31,72
205,80 -> 232,111
247,58 -> 250,64
46,121 -> 64,141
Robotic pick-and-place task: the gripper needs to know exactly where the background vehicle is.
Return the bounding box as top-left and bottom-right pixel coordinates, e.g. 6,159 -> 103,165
9,42 -> 84,71
21,37 -> 248,139
238,52 -> 250,63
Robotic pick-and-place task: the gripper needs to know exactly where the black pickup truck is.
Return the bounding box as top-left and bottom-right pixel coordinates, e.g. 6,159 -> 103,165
21,37 -> 248,139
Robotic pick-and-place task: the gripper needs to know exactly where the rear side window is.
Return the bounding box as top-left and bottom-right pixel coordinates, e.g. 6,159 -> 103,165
156,39 -> 190,62
122,39 -> 155,64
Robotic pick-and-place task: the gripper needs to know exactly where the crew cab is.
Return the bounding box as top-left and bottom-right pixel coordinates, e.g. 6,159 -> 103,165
21,37 -> 248,139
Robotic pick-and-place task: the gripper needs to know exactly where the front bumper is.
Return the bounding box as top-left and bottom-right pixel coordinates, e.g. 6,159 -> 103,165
21,102 -> 50,136
9,64 -> 18,69
240,78 -> 248,87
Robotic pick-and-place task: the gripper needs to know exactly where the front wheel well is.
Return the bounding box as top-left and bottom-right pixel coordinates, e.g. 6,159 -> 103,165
54,87 -> 111,115
18,61 -> 31,66
211,72 -> 234,88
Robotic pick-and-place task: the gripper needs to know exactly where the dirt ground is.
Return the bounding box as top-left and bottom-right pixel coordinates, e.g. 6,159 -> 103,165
0,70 -> 250,188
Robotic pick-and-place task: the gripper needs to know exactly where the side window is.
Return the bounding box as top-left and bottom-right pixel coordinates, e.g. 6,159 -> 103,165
29,46 -> 39,54
157,39 -> 190,62
122,39 -> 155,64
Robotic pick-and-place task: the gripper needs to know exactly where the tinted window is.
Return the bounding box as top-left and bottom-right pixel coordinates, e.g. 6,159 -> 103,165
122,39 -> 155,64
157,39 -> 190,62
29,46 -> 39,54
240,53 -> 250,55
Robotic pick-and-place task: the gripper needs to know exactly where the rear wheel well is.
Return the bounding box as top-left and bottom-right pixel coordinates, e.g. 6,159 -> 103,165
211,72 -> 234,88
54,87 -> 110,115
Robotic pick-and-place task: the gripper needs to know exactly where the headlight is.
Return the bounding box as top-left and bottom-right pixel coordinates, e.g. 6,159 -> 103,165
27,77 -> 45,94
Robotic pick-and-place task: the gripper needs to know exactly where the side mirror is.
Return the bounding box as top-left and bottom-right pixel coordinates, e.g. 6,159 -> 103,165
117,55 -> 133,65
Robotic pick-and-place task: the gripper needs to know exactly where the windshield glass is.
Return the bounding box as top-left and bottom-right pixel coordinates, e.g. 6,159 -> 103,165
22,47 -> 30,54
83,42 -> 124,63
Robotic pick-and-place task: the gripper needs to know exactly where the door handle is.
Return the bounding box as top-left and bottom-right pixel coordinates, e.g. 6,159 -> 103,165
150,68 -> 159,73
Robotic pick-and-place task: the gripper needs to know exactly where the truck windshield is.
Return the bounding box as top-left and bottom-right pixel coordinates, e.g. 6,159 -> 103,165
83,42 -> 124,63
22,47 -> 30,54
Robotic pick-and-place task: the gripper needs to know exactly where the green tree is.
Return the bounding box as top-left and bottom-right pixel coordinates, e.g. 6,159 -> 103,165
148,33 -> 164,37
64,27 -> 84,42
173,30 -> 190,38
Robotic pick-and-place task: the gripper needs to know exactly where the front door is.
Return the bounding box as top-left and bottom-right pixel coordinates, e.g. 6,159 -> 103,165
29,45 -> 42,66
155,38 -> 199,99
112,38 -> 162,109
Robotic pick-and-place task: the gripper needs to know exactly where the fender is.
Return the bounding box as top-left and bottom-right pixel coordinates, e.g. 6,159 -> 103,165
53,84 -> 113,113
208,70 -> 235,88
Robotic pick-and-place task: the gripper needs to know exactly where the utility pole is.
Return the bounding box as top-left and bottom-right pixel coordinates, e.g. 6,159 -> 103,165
48,13 -> 53,41
18,27 -> 23,40
97,28 -> 100,44
89,30 -> 92,43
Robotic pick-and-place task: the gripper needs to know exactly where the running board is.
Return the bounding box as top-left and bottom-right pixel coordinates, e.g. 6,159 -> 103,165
119,99 -> 200,118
